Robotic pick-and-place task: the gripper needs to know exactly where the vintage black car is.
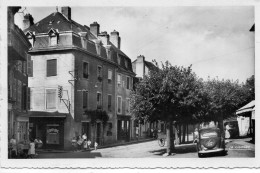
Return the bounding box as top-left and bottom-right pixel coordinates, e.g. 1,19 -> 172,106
196,128 -> 226,157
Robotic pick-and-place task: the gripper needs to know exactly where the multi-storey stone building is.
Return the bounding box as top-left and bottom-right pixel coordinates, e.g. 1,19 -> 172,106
8,7 -> 31,143
23,7 -> 135,150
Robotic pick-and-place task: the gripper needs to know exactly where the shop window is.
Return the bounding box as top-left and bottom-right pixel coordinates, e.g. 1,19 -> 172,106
46,124 -> 60,144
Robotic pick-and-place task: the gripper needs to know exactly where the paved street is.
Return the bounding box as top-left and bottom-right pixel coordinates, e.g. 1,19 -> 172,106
34,138 -> 254,158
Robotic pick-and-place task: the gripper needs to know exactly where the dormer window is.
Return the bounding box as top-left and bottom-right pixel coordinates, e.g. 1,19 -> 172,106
125,59 -> 128,68
48,28 -> 59,46
26,31 -> 35,47
117,54 -> 121,65
95,43 -> 101,55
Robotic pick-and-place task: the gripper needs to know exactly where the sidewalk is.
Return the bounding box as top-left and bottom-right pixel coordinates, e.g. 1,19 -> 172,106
36,137 -> 155,153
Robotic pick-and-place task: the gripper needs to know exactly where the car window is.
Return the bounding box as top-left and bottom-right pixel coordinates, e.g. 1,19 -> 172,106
200,131 -> 218,139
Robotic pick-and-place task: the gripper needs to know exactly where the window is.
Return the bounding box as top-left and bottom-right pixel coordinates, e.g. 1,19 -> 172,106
126,76 -> 130,90
117,55 -> 121,65
27,88 -> 30,110
46,89 -> 56,109
108,70 -> 112,84
117,74 -> 121,87
47,59 -> 57,77
83,91 -> 88,109
22,85 -> 27,111
23,61 -> 27,75
97,66 -> 102,78
50,33 -> 58,46
126,98 -> 130,114
46,124 -> 60,144
107,50 -> 111,60
117,96 -> 122,114
97,92 -> 102,109
108,94 -> 112,112
125,59 -> 128,68
83,62 -> 89,79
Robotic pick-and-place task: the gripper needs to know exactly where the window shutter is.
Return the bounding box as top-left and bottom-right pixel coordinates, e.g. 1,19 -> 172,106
83,91 -> 88,109
27,87 -> 30,110
47,59 -> 57,77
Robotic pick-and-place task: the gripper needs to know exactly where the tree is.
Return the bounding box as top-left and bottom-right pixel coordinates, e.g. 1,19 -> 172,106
130,61 -> 203,154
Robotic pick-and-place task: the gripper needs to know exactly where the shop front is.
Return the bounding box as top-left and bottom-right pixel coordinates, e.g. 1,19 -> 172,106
117,115 -> 131,142
28,111 -> 67,150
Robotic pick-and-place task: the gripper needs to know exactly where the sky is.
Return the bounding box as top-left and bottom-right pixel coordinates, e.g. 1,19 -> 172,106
15,6 -> 255,83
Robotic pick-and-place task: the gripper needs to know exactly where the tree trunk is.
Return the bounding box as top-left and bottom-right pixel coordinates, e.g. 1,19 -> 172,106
182,124 -> 186,143
187,124 -> 189,142
218,112 -> 224,136
166,121 -> 175,154
178,124 -> 182,144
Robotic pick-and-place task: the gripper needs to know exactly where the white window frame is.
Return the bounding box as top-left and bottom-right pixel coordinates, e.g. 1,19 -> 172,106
117,96 -> 122,114
45,88 -> 57,110
49,32 -> 58,46
126,76 -> 131,90
108,69 -> 112,84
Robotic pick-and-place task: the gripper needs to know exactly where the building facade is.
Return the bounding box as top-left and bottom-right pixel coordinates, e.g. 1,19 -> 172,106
23,7 -> 135,150
132,55 -> 165,137
8,7 -> 31,143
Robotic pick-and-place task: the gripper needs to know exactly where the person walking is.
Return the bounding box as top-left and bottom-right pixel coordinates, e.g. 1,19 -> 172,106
28,139 -> 35,158
9,135 -> 17,158
193,128 -> 199,143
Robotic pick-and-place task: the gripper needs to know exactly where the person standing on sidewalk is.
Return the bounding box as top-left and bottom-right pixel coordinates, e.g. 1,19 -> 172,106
28,139 -> 35,158
135,126 -> 139,140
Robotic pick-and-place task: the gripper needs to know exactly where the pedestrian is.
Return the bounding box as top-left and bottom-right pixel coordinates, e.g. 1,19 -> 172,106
225,124 -> 231,139
135,126 -> 139,140
9,135 -> 17,158
87,139 -> 91,149
193,128 -> 199,143
71,137 -> 77,152
77,135 -> 83,151
28,139 -> 35,158
94,142 -> 98,150
82,133 -> 87,141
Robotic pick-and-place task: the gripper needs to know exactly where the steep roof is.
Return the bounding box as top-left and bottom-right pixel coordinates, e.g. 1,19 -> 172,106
25,11 -> 133,73
144,60 -> 156,70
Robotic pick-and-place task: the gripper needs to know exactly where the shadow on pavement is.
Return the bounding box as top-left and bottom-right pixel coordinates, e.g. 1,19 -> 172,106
35,151 -> 102,159
149,144 -> 197,156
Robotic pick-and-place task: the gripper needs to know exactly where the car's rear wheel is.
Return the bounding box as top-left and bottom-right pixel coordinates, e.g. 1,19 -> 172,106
198,153 -> 203,158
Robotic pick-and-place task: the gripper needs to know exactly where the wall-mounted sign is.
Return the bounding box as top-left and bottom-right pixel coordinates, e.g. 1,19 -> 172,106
47,128 -> 59,134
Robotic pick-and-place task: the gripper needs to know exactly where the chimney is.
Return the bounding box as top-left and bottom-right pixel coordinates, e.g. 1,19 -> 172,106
8,7 -> 21,30
137,55 -> 145,62
90,22 -> 100,36
110,30 -> 121,49
98,31 -> 109,45
23,13 -> 34,30
61,7 -> 71,20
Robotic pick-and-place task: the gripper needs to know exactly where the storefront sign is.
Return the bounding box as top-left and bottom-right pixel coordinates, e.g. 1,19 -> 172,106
47,128 -> 59,134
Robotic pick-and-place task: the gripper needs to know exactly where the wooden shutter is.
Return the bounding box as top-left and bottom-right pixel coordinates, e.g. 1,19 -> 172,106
47,59 -> 57,77
83,91 -> 88,109
27,87 -> 30,110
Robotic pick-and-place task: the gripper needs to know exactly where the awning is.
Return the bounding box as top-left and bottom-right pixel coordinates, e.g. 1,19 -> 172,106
236,100 -> 255,115
28,111 -> 67,118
